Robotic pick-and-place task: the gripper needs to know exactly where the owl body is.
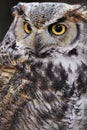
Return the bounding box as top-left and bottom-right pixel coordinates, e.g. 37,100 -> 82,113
0,2 -> 87,130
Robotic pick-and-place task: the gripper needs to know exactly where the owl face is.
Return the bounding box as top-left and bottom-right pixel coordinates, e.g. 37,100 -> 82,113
1,2 -> 86,59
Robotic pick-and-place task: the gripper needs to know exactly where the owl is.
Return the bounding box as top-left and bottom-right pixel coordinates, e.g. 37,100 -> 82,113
0,2 -> 87,130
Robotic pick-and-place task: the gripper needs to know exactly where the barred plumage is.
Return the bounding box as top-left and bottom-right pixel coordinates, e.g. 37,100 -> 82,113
0,2 -> 87,130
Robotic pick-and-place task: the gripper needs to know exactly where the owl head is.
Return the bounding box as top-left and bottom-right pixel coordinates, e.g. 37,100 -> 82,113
1,2 -> 87,60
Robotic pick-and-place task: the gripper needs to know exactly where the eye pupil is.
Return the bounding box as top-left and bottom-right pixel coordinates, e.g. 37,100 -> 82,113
55,25 -> 62,32
27,24 -> 31,31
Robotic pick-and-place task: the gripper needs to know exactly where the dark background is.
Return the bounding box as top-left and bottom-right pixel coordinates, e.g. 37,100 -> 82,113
0,0 -> 86,42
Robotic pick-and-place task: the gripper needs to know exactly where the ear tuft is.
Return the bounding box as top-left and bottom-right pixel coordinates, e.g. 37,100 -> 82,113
11,2 -> 25,16
65,4 -> 87,22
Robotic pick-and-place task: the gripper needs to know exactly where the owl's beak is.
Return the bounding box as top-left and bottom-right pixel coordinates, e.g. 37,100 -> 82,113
34,31 -> 48,58
34,34 -> 41,56
34,32 -> 44,57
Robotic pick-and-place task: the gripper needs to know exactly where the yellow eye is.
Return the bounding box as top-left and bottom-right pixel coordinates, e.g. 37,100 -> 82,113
24,22 -> 31,34
49,24 -> 66,36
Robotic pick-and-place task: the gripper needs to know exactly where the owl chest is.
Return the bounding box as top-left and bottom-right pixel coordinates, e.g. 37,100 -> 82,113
13,59 -> 87,130
13,93 -> 87,130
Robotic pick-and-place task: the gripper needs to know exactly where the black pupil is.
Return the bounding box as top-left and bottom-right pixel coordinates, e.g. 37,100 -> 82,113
27,23 -> 31,31
55,24 -> 62,32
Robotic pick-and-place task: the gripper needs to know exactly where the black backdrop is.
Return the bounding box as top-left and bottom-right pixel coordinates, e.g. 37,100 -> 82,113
0,0 -> 86,42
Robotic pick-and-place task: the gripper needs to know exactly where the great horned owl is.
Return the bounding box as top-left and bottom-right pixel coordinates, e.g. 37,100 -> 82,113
0,2 -> 87,130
